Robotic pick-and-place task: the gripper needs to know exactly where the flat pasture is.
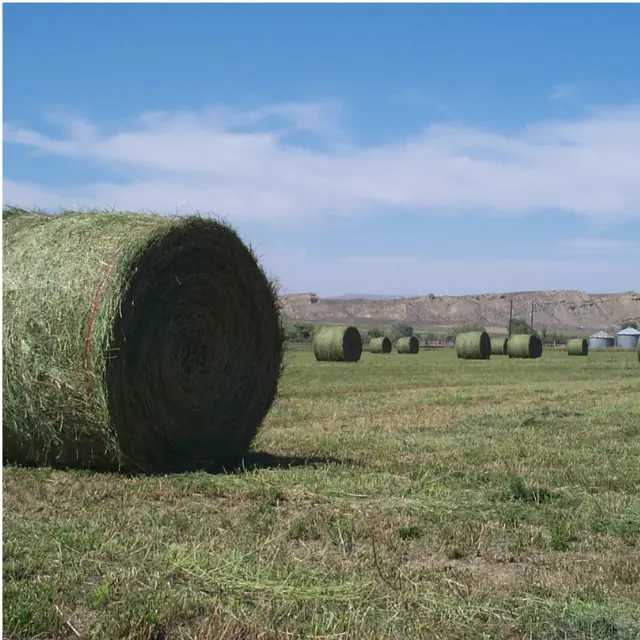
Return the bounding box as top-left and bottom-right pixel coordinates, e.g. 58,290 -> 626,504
3,349 -> 640,639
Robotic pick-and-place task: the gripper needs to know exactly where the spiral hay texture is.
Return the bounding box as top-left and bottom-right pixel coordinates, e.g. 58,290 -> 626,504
396,336 -> 419,354
313,326 -> 362,362
507,334 -> 543,359
455,331 -> 491,360
567,338 -> 588,356
491,337 -> 509,356
3,208 -> 284,473
369,336 -> 392,354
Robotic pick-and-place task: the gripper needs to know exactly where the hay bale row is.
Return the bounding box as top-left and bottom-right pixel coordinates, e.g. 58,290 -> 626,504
369,336 -> 392,354
507,334 -> 543,359
3,207 -> 284,473
490,337 -> 509,356
456,331 -> 491,360
396,336 -> 419,354
567,338 -> 588,356
313,326 -> 362,362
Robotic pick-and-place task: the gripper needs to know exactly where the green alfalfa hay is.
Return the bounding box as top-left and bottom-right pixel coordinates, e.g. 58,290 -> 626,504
396,336 -> 419,354
313,325 -> 362,362
490,336 -> 508,355
507,334 -> 543,359
456,331 -> 491,360
369,336 -> 392,354
2,207 -> 284,473
566,338 -> 588,356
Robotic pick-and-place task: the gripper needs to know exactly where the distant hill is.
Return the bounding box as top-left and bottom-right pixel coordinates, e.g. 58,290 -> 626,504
280,290 -> 640,333
324,293 -> 411,301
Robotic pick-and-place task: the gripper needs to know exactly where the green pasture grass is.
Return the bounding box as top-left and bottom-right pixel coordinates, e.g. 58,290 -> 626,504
4,349 -> 640,639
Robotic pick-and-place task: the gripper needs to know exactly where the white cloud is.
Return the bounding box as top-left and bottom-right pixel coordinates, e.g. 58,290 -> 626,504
561,237 -> 640,255
4,100 -> 640,224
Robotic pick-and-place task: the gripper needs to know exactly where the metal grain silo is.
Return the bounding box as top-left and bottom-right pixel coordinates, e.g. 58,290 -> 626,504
616,327 -> 640,349
589,331 -> 615,349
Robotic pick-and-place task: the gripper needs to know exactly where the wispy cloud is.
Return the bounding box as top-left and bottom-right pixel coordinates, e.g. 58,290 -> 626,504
392,88 -> 457,118
549,82 -> 583,102
4,99 -> 640,224
561,237 -> 640,255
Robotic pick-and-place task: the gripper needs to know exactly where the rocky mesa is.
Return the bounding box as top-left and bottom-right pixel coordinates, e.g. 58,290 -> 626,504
280,290 -> 640,333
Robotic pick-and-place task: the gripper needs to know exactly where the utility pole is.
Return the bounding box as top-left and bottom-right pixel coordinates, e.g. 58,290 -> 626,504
530,301 -> 534,335
508,299 -> 513,337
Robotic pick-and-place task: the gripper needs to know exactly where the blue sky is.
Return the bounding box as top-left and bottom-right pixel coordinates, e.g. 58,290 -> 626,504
3,3 -> 640,297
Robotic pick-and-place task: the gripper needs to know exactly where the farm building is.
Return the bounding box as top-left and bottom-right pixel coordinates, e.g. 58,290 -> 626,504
616,326 -> 640,349
589,331 -> 615,349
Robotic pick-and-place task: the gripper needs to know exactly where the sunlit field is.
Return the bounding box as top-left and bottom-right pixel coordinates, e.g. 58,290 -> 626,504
4,348 -> 640,639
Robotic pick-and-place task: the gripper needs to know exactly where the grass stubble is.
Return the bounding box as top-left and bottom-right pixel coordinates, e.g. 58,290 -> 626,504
3,349 -> 640,639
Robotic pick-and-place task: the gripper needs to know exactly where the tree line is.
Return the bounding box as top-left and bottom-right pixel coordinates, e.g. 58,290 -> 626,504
284,319 -> 639,345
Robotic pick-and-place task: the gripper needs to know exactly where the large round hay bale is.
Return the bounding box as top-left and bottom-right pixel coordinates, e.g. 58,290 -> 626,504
396,336 -> 419,354
369,336 -> 392,354
507,334 -> 543,359
566,338 -> 588,356
313,326 -> 362,362
490,337 -> 508,356
455,331 -> 491,360
3,208 -> 284,473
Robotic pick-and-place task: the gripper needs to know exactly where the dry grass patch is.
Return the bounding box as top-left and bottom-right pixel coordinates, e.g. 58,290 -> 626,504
4,349 -> 640,639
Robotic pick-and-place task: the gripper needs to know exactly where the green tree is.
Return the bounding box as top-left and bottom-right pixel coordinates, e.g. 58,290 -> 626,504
450,323 -> 485,339
284,323 -> 316,343
509,318 -> 537,335
389,323 -> 413,340
367,326 -> 384,339
545,331 -> 567,345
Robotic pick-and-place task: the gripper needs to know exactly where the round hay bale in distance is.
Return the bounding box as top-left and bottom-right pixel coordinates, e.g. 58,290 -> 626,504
507,334 -> 543,359
369,336 -> 392,354
566,338 -> 588,356
490,337 -> 508,356
313,325 -> 362,362
2,207 -> 284,473
396,336 -> 419,354
456,331 -> 491,360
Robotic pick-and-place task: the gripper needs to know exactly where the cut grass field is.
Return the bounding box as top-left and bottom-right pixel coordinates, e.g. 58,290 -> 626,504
3,349 -> 640,639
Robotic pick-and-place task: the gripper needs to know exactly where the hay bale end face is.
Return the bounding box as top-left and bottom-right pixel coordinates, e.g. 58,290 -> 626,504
456,331 -> 491,360
369,336 -> 392,354
3,208 -> 284,473
567,338 -> 589,356
507,334 -> 543,359
490,336 -> 509,356
396,336 -> 419,354
313,325 -> 362,362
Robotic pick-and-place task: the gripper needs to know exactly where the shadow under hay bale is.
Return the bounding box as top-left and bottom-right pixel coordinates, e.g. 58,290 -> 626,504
396,336 -> 419,354
313,325 -> 362,362
3,207 -> 284,474
456,331 -> 491,360
566,338 -> 589,356
507,334 -> 543,359
369,336 -> 392,354
490,337 -> 509,356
